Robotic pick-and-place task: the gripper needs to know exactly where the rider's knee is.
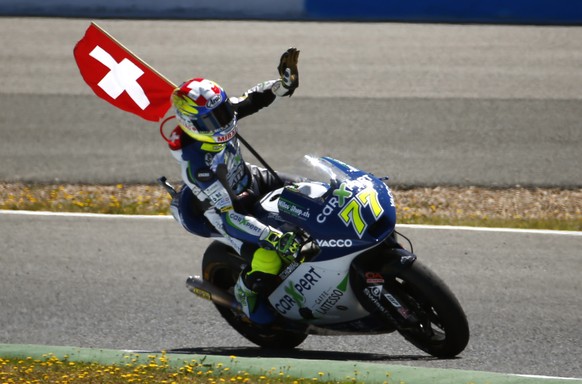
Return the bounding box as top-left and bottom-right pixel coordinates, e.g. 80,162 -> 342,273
251,248 -> 282,275
172,186 -> 214,237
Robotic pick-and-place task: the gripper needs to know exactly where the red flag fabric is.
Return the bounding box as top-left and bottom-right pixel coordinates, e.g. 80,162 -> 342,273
74,23 -> 176,122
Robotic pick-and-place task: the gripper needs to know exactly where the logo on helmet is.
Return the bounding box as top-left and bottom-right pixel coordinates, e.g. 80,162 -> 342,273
216,129 -> 236,143
206,94 -> 222,109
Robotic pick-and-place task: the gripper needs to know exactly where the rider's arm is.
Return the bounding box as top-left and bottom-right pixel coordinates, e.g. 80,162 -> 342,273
231,47 -> 300,119
197,179 -> 274,254
230,80 -> 279,119
179,156 -> 267,246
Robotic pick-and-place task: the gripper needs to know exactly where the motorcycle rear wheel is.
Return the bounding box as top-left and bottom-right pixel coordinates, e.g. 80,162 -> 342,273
202,241 -> 308,349
391,260 -> 470,358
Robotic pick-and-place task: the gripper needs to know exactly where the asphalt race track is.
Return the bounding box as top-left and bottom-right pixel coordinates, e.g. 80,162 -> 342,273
0,18 -> 581,380
1,212 -> 581,379
0,18 -> 581,187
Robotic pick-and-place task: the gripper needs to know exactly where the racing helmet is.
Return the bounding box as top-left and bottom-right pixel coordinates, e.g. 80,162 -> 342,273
171,78 -> 237,143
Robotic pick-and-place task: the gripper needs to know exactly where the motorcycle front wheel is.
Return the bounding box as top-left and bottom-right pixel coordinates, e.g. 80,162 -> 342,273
390,260 -> 470,358
202,241 -> 308,349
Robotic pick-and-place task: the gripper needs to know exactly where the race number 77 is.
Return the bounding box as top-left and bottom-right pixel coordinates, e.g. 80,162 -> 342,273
339,188 -> 384,237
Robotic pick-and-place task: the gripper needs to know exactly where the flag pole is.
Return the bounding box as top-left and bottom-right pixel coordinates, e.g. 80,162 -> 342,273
91,22 -> 177,89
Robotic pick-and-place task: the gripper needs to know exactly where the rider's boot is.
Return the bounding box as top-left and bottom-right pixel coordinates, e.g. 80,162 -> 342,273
234,248 -> 281,325
234,273 -> 257,315
234,273 -> 277,325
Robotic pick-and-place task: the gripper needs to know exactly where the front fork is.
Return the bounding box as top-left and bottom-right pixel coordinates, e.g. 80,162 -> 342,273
350,241 -> 419,329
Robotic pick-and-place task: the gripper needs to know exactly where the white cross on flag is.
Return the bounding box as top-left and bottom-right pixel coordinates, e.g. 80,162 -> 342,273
74,23 -> 176,122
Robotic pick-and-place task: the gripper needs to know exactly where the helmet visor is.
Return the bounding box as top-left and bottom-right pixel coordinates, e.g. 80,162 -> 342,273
193,101 -> 235,134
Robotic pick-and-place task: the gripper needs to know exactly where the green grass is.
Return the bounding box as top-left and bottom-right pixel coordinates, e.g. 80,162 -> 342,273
1,183 -> 580,231
0,354 -> 387,384
401,216 -> 580,231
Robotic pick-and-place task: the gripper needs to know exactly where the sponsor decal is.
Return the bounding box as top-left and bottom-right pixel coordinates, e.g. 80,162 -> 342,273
368,285 -> 382,299
216,129 -> 236,143
227,213 -> 263,235
315,239 -> 353,247
196,168 -> 214,182
384,292 -> 413,319
290,267 -> 322,297
365,272 -> 384,284
284,281 -> 306,307
279,261 -> 300,280
364,285 -> 413,320
204,181 -> 228,204
278,198 -> 311,221
316,196 -> 340,223
332,182 -> 353,207
314,274 -> 349,316
201,143 -> 226,153
384,292 -> 401,308
275,270 -> 351,318
314,288 -> 345,315
274,294 -> 296,314
219,205 -> 233,213
363,285 -> 392,318
387,187 -> 396,208
400,255 -> 415,264
206,94 -> 222,108
275,266 -> 322,315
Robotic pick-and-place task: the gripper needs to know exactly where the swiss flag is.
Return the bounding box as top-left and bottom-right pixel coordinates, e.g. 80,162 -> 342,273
74,23 -> 176,122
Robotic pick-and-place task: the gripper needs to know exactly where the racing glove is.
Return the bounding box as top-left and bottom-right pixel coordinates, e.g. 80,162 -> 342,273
259,228 -> 302,264
273,47 -> 300,97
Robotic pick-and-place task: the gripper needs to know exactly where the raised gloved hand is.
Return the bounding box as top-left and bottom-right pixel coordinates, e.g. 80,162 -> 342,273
275,47 -> 300,97
260,229 -> 302,264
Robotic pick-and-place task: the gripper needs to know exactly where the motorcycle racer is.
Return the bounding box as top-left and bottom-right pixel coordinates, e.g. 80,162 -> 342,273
165,48 -> 302,324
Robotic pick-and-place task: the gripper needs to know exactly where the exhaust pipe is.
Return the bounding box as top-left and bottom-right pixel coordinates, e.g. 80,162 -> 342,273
186,276 -> 242,312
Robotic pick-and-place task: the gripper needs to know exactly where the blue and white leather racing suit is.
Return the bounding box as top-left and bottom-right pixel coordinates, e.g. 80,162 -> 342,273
168,80 -> 299,260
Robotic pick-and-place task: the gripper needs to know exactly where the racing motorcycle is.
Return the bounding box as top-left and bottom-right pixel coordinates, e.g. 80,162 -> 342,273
160,152 -> 470,358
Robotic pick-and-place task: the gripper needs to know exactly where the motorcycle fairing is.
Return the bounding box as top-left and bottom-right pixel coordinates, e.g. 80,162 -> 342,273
267,252 -> 372,324
275,157 -> 397,261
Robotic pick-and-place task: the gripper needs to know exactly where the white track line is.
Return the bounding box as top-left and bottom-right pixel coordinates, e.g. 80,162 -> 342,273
1,210 -> 580,236
0,209 -> 169,220
398,223 -> 582,236
513,374 -> 582,381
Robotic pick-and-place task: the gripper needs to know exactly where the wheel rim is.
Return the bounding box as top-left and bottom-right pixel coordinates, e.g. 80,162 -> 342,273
397,280 -> 449,344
